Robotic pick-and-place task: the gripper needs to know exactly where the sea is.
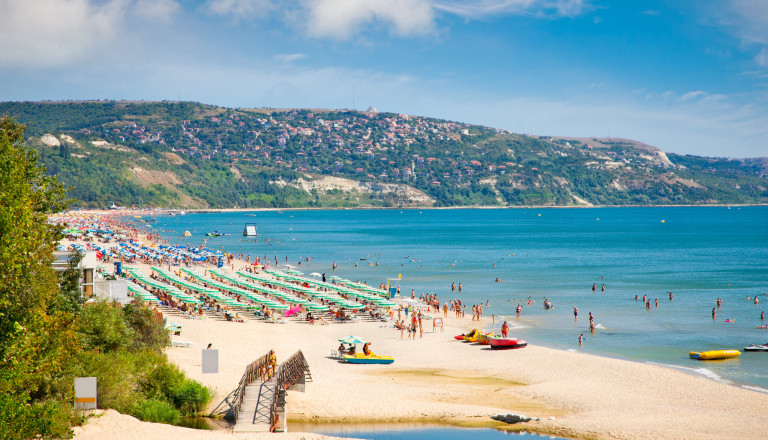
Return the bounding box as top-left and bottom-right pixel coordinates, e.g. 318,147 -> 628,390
141,206 -> 768,393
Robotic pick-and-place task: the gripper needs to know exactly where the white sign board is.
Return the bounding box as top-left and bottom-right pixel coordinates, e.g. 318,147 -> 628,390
74,377 -> 97,409
202,349 -> 219,374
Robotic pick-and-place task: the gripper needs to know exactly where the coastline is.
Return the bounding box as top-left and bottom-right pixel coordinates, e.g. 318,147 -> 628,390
179,203 -> 768,213
62,211 -> 768,440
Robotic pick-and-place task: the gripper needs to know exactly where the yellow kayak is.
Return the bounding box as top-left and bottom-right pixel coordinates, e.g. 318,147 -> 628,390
689,350 -> 741,360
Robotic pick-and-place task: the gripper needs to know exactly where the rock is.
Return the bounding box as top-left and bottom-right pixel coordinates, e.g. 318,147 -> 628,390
491,413 -> 532,424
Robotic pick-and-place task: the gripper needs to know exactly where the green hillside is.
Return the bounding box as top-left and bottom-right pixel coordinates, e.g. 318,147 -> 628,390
1,100 -> 766,208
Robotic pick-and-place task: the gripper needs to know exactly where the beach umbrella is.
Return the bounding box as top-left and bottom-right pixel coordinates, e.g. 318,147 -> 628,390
338,335 -> 367,344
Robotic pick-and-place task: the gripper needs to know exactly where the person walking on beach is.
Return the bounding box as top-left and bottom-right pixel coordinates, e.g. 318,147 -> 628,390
501,321 -> 509,338
268,350 -> 277,378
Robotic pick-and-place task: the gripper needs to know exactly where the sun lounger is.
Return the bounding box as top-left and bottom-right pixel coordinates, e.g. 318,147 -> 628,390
170,339 -> 194,348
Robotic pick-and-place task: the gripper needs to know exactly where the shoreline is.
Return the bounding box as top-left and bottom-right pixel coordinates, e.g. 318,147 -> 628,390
69,203 -> 768,216
60,211 -> 768,440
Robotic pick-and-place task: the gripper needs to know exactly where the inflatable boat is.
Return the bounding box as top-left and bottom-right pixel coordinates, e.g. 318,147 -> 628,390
489,336 -> 528,350
343,353 -> 395,364
689,350 -> 741,360
455,329 -> 480,341
476,332 -> 495,345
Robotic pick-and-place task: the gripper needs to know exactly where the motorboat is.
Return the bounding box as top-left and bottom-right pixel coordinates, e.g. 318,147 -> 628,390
743,344 -> 768,352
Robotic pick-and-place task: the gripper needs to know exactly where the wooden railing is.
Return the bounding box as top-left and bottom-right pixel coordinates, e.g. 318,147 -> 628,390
270,350 -> 311,429
231,352 -> 271,422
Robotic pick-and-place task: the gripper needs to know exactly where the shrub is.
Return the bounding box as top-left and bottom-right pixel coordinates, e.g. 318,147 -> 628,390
122,302 -> 170,352
75,351 -> 142,413
171,380 -> 212,415
139,362 -> 186,402
130,398 -> 180,425
77,301 -> 134,352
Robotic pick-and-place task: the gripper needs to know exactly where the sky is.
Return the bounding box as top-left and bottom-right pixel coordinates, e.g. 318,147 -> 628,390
0,0 -> 767,158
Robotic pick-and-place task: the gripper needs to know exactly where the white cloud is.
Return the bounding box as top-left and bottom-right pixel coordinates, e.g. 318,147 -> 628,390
302,0 -> 436,39
681,90 -> 706,101
0,0 -> 129,68
434,0 -> 592,19
205,0 -> 276,19
755,48 -> 768,67
274,53 -> 306,62
133,0 -> 179,21
725,0 -> 768,45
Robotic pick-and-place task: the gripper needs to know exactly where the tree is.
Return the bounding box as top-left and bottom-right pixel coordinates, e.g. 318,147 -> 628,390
0,117 -> 77,439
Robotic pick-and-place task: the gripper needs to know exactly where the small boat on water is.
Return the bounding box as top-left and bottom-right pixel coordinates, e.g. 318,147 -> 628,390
343,353 -> 394,364
490,336 -> 528,350
743,344 -> 768,352
689,350 -> 741,360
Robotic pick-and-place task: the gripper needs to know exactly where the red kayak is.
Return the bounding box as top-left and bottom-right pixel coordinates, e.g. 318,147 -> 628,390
489,336 -> 527,350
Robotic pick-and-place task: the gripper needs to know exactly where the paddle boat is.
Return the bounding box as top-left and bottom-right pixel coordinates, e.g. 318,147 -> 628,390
743,344 -> 768,352
343,352 -> 395,364
489,336 -> 528,350
689,350 -> 741,360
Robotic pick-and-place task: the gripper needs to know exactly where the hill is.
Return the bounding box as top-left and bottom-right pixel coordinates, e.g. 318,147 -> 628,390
1,100 -> 766,209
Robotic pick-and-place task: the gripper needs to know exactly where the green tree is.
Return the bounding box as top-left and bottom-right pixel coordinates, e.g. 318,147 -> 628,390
0,117 -> 77,439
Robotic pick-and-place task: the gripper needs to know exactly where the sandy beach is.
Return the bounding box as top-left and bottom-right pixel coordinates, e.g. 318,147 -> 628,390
61,212 -> 768,440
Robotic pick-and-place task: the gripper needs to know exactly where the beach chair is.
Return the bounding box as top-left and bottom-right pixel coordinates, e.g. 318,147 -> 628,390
170,339 -> 194,348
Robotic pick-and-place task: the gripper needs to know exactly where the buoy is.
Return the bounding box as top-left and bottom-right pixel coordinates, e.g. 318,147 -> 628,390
661,220 -> 665,223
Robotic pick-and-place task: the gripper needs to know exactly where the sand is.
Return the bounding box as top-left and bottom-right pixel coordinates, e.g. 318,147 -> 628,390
62,213 -> 768,440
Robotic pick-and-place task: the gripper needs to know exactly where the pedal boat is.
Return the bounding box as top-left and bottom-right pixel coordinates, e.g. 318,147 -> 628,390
343,353 -> 394,364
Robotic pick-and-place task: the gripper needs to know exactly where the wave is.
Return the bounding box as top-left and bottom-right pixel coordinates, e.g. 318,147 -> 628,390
740,385 -> 768,394
645,361 -> 731,385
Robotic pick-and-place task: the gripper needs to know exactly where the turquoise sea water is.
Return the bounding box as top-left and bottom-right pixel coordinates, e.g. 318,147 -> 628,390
145,206 -> 768,391
291,425 -> 568,440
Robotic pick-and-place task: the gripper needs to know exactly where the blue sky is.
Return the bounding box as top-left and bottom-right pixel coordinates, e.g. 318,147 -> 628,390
0,0 -> 766,158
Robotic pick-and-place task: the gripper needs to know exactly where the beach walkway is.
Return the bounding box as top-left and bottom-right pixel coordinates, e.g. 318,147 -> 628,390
232,351 -> 311,433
